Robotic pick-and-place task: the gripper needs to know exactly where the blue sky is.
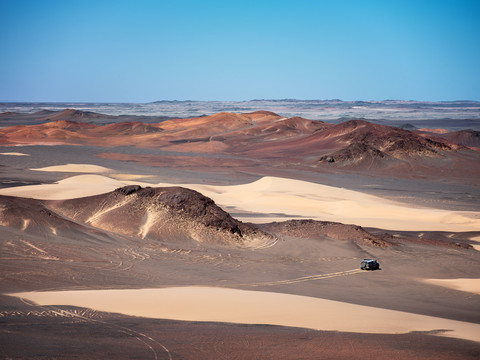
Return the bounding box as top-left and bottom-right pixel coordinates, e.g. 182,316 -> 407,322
1,0 -> 479,102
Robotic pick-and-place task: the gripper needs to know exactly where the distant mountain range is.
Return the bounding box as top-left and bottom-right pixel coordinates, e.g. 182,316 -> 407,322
1,109 -> 479,182
1,100 -> 479,127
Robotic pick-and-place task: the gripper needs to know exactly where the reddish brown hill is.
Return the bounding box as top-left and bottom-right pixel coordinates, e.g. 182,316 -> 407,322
317,120 -> 458,164
42,119 -> 97,130
234,119 -> 461,166
253,116 -> 329,138
1,125 -> 47,141
417,128 -> 450,134
46,185 -> 275,248
0,120 -> 93,144
158,111 -> 281,137
0,133 -> 9,145
1,110 -> 476,177
441,129 -> 480,148
323,120 -> 455,154
245,110 -> 279,116
243,110 -> 282,124
1,110 -> 460,160
89,121 -> 162,135
211,116 -> 330,146
136,111 -> 285,151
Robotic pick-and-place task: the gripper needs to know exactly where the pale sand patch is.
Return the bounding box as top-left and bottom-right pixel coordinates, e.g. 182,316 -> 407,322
0,152 -> 30,156
31,164 -> 113,173
0,174 -> 479,232
470,236 -> 480,251
424,278 -> 480,294
0,175 -> 131,200
12,287 -> 480,342
109,173 -> 151,181
171,177 -> 480,232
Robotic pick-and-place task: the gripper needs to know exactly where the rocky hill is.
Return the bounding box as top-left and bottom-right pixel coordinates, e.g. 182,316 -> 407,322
260,219 -> 392,248
46,185 -> 276,248
315,120 -> 459,164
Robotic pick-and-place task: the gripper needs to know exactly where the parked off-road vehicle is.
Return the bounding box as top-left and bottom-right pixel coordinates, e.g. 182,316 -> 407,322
361,259 -> 379,270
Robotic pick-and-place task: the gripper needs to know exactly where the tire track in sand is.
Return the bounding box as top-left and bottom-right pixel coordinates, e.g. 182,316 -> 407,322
239,268 -> 363,287
18,297 -> 172,360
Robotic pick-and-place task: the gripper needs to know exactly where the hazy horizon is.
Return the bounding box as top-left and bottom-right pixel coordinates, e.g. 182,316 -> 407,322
2,99 -> 479,130
2,98 -> 480,103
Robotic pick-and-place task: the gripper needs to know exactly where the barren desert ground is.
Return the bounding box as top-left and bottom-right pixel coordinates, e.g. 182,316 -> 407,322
0,108 -> 479,359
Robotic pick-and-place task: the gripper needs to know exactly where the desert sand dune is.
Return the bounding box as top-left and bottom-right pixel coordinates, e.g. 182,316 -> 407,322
31,164 -> 113,173
11,286 -> 480,342
177,176 -> 480,232
1,171 -> 479,232
0,152 -> 30,156
471,236 -> 480,251
0,174 -> 124,199
423,278 -> 480,294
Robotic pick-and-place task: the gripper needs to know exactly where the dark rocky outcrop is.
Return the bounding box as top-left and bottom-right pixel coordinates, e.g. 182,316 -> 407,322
315,120 -> 456,165
260,219 -> 392,248
46,186 -> 275,248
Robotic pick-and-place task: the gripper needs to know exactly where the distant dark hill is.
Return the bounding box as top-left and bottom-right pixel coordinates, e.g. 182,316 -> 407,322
397,123 -> 418,131
0,110 -> 57,126
0,109 -> 176,127
441,129 -> 480,148
316,120 -> 458,162
46,185 -> 276,248
40,109 -> 114,122
259,219 -> 392,248
0,109 -> 112,128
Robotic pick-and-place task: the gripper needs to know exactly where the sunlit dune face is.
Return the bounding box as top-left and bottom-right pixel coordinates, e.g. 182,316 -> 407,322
10,287 -> 480,343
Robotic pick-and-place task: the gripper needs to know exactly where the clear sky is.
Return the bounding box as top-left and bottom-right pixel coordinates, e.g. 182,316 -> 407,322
1,0 -> 479,102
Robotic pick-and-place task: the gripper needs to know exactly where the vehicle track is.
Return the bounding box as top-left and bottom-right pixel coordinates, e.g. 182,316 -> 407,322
18,297 -> 173,360
240,268 -> 363,287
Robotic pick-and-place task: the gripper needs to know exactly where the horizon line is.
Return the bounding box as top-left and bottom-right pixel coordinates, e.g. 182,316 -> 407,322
1,99 -> 479,104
